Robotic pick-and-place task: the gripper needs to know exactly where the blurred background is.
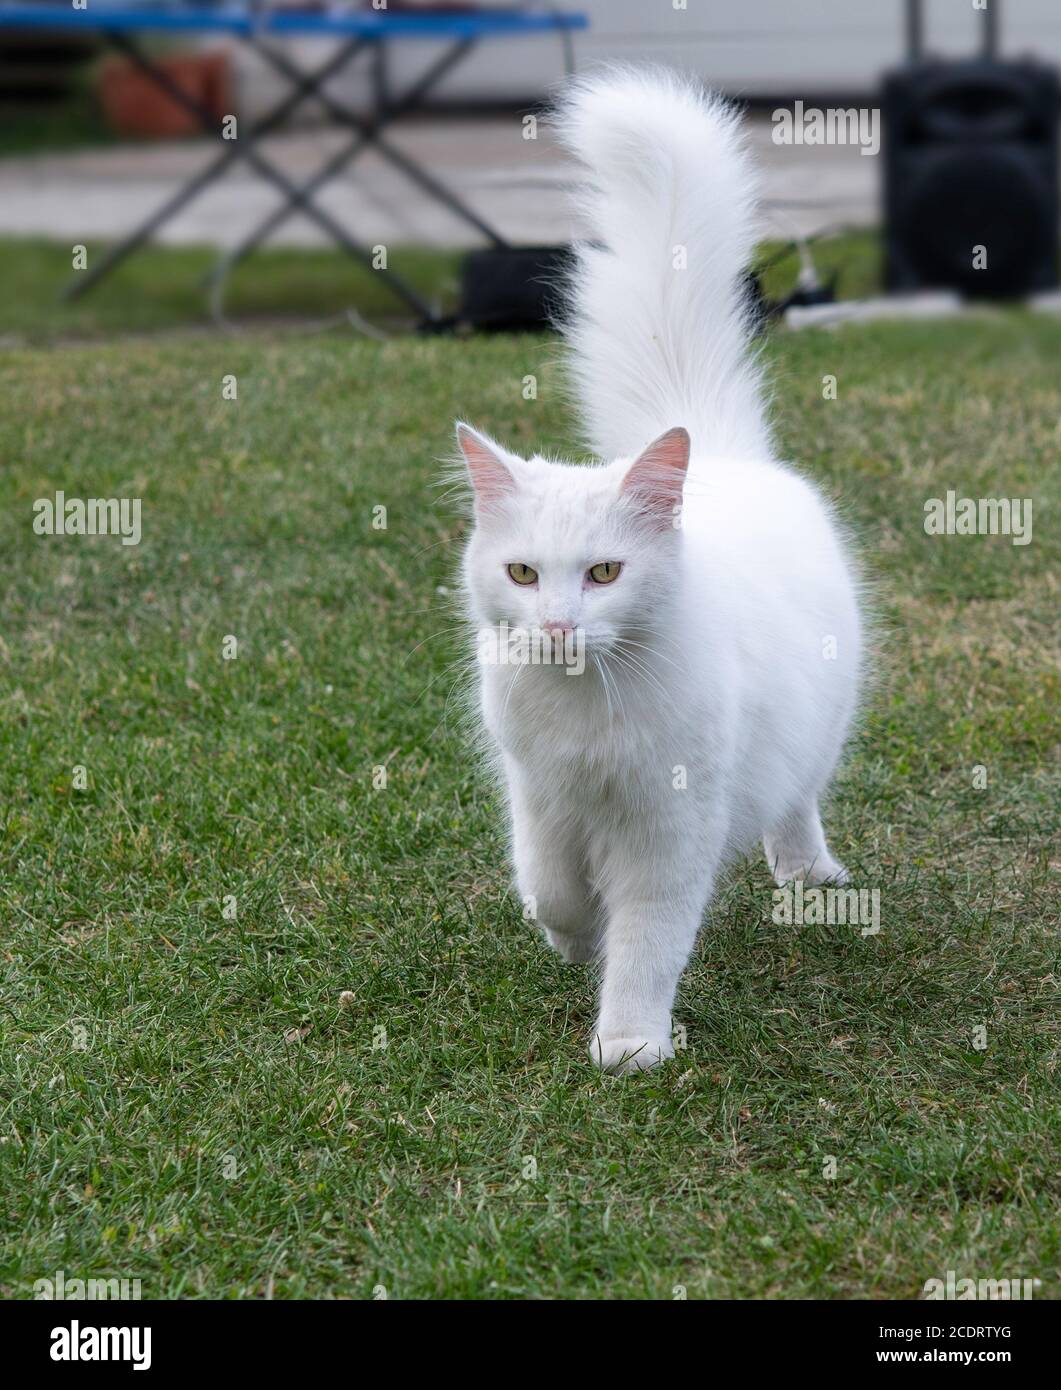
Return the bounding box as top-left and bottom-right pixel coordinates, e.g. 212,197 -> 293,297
0,0 -> 1058,336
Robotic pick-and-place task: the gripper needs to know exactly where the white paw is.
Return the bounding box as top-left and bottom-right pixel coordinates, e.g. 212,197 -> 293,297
544,927 -> 598,963
773,858 -> 849,888
590,1033 -> 675,1076
821,861 -> 850,887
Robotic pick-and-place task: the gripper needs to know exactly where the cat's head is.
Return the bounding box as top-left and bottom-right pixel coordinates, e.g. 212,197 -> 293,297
456,423 -> 689,654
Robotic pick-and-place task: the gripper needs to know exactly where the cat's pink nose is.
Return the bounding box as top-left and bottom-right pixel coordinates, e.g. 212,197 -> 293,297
542,619 -> 574,635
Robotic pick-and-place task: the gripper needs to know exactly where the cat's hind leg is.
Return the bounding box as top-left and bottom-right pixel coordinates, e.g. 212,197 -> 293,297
763,799 -> 848,887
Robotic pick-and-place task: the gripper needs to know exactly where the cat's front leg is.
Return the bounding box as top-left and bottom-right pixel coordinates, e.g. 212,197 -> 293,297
591,847 -> 716,1075
507,762 -> 600,963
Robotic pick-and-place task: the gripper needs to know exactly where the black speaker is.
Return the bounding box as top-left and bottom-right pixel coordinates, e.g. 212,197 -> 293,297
884,59 -> 1059,298
459,245 -> 573,331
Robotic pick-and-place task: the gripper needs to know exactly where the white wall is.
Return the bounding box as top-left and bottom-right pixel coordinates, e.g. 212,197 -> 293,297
232,1 -> 1061,120
366,0 -> 1061,101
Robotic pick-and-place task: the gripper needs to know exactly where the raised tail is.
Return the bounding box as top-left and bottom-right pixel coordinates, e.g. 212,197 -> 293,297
555,66 -> 771,463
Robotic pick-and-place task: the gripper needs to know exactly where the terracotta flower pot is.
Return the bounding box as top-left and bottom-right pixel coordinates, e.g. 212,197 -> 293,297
98,50 -> 231,138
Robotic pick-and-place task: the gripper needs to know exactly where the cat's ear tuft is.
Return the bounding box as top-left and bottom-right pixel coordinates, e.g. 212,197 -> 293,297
456,422 -> 516,508
620,427 -> 690,527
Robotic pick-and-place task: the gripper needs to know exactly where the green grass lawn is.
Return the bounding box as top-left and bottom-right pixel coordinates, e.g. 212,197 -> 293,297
0,236 -> 461,344
0,231 -> 876,346
0,240 -> 1058,1299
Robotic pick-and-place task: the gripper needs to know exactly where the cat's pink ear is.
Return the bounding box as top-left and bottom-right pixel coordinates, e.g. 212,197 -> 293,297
456,423 -> 516,508
620,427 -> 690,527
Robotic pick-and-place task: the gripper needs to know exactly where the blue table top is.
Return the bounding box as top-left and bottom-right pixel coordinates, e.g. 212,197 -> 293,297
0,3 -> 587,38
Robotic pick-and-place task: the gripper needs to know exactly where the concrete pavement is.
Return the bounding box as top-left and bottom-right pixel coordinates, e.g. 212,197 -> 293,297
0,116 -> 879,252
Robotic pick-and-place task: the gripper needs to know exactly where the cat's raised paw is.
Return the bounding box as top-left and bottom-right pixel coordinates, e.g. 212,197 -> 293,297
590,1033 -> 675,1076
544,927 -> 598,963
773,857 -> 849,888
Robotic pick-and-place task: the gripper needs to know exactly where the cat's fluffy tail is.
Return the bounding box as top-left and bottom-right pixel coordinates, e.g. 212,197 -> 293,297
555,66 -> 770,463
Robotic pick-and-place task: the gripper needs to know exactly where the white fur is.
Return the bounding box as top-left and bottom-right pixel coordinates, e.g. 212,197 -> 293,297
456,68 -> 863,1075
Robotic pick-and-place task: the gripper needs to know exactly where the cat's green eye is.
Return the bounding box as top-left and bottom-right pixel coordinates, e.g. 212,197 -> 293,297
507,563 -> 538,586
588,561 -> 622,585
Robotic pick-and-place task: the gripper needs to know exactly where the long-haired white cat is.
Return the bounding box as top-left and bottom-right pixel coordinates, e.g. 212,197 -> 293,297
455,68 -> 863,1074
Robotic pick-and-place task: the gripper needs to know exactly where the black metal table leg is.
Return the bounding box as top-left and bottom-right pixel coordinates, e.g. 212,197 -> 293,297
64,31 -> 369,301
253,37 -> 510,250
205,35 -> 496,299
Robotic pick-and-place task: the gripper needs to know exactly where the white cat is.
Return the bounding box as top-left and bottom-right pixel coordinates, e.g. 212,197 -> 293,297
455,68 -> 863,1075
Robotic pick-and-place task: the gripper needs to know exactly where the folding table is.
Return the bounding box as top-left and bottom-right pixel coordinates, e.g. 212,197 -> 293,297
0,3 -> 587,324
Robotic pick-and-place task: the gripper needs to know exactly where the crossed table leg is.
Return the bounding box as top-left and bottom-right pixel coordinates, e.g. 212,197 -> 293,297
65,29 -> 499,324
206,30 -> 510,308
